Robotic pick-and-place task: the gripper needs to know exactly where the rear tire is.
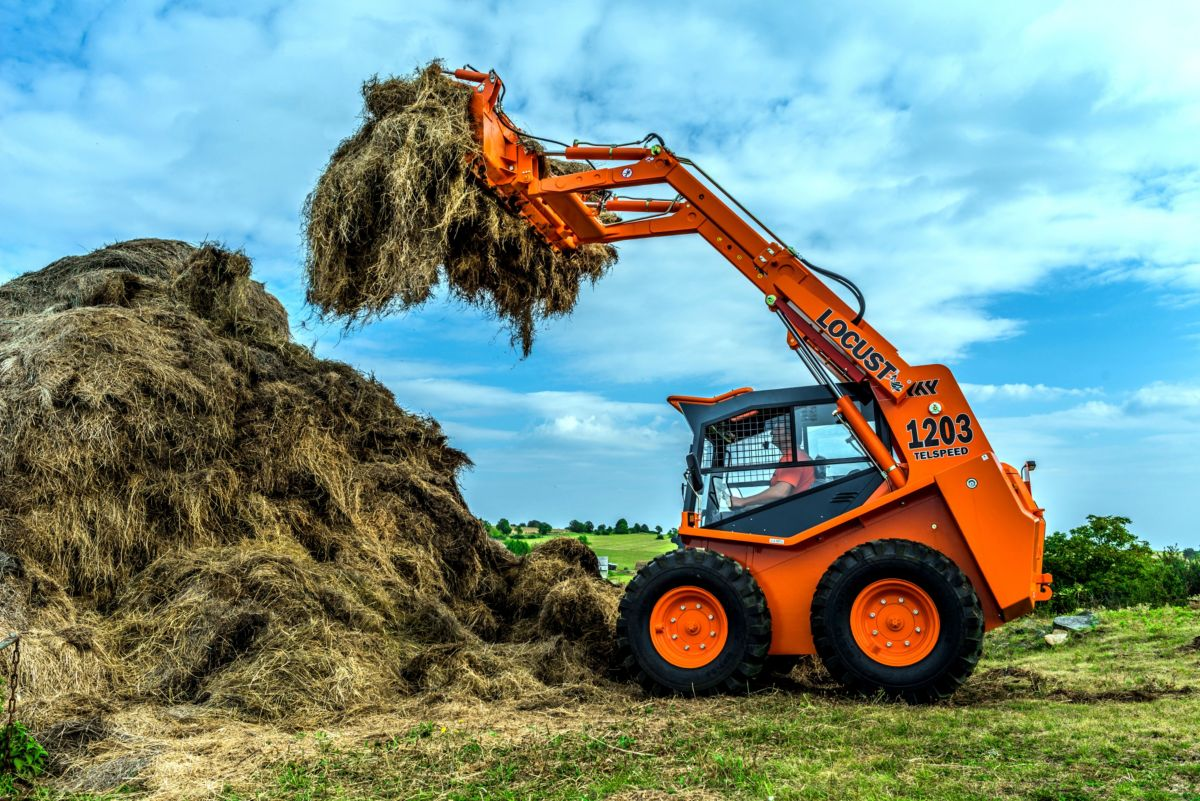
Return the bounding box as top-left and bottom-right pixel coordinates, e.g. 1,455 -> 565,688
811,539 -> 983,703
617,549 -> 771,694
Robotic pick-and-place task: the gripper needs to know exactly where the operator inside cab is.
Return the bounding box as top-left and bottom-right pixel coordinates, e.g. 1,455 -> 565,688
730,415 -> 814,510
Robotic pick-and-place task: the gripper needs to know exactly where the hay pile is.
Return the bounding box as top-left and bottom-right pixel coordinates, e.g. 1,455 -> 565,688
0,240 -> 620,742
303,61 -> 617,355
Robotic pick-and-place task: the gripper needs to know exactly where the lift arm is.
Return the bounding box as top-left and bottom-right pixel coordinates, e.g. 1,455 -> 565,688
451,68 -> 1033,498
457,70 -> 905,389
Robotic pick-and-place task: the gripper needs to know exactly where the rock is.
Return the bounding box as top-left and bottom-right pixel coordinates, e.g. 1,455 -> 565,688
1053,612 -> 1099,632
1044,631 -> 1069,646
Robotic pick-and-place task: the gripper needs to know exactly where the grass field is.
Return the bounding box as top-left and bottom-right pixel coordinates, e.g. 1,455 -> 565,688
86,605 -> 1193,801
525,532 -> 678,583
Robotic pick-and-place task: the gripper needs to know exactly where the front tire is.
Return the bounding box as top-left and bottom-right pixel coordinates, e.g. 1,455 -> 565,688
617,549 -> 771,694
811,539 -> 983,703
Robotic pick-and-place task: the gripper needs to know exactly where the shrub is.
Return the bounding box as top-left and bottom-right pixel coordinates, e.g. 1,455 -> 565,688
0,673 -> 48,789
503,538 -> 530,556
576,535 -> 589,546
0,721 -> 47,785
1043,515 -> 1200,611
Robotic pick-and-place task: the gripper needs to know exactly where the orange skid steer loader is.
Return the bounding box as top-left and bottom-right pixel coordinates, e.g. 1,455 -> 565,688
452,67 -> 1052,701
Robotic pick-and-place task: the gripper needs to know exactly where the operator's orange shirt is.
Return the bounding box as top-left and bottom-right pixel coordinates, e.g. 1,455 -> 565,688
772,448 -> 815,493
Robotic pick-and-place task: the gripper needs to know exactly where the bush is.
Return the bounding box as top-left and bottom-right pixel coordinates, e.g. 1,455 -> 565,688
0,721 -> 47,785
576,535 -> 589,546
656,533 -> 665,540
0,674 -> 48,789
1043,515 -> 1200,611
536,521 -> 553,536
503,538 -> 530,556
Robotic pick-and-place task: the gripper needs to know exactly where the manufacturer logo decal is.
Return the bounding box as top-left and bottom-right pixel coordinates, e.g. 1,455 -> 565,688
907,379 -> 940,397
814,308 -> 901,387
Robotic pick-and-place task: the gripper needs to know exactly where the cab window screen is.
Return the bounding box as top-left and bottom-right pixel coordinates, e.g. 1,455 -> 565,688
701,406 -> 793,471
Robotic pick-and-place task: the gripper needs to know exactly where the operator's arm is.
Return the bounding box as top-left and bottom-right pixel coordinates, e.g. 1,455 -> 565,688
730,482 -> 792,509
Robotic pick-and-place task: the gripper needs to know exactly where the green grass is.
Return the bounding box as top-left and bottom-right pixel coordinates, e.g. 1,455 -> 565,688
524,531 -> 677,583
23,610 -> 1200,800
193,607 -> 1200,800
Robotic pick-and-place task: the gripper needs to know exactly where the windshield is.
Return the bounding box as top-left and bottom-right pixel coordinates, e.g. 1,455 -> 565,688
690,397 -> 879,524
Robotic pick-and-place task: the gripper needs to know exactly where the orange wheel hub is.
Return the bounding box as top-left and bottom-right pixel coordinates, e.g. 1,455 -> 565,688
649,586 -> 728,668
850,579 -> 940,667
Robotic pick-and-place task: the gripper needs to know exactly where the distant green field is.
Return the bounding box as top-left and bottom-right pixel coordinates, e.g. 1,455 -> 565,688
524,531 -> 677,582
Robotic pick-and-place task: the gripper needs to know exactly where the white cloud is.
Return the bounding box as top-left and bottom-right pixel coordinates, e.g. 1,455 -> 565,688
1127,381 -> 1200,414
535,414 -> 673,450
961,382 -> 1101,403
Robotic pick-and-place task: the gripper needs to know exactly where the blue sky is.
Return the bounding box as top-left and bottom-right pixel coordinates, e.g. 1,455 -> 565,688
2,1 -> 1197,545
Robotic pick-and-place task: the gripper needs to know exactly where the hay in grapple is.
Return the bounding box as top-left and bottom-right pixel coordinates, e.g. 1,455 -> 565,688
0,241 -> 621,744
303,61 -> 617,355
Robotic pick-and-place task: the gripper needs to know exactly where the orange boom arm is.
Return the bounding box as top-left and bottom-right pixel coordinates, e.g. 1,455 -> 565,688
455,69 -> 925,477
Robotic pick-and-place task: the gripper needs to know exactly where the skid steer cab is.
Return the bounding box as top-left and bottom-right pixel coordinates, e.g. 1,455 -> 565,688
616,383 -> 1050,703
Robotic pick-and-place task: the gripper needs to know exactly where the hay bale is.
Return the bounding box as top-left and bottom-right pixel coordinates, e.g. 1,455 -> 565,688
536,578 -> 618,670
303,61 -> 618,355
509,537 -> 608,612
529,536 -> 600,575
0,239 -> 621,729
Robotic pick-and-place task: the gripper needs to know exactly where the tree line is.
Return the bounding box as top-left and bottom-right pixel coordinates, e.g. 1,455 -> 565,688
477,517 -> 675,557
478,518 -> 668,538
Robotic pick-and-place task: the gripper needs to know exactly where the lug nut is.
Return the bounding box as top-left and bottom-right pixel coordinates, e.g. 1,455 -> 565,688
670,617 -> 676,623
700,644 -> 706,650
684,645 -> 690,651
904,640 -> 910,646
671,634 -> 678,640
869,612 -> 876,619
872,629 -> 879,636
913,609 -> 919,616
898,597 -> 905,604
880,599 -> 887,605
886,641 -> 893,647
680,605 -> 686,611
915,627 -> 922,633
708,614 -> 714,620
695,603 -> 702,609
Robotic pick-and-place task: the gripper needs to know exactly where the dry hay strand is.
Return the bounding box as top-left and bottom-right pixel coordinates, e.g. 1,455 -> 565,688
536,578 -> 618,669
0,239 -> 622,755
303,61 -> 617,355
